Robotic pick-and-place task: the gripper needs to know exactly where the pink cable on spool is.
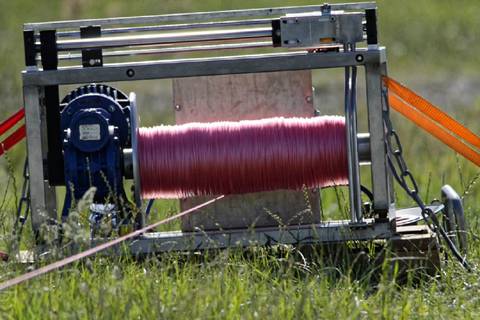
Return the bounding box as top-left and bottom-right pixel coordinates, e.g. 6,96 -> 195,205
138,116 -> 348,199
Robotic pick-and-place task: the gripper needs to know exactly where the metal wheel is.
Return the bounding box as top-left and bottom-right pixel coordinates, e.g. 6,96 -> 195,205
441,185 -> 468,256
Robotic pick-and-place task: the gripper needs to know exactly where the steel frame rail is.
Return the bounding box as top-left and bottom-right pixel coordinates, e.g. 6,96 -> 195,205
22,2 -> 396,250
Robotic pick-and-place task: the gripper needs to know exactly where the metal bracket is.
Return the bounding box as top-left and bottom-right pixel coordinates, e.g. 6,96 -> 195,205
23,30 -> 36,68
39,30 -> 58,70
80,25 -> 103,67
276,12 -> 364,48
365,9 -> 378,46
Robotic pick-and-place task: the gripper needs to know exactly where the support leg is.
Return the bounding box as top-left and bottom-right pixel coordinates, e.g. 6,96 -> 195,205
365,61 -> 394,220
23,85 -> 57,237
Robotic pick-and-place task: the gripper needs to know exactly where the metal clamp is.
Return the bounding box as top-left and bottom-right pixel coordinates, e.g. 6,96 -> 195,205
275,12 -> 364,48
80,25 -> 103,67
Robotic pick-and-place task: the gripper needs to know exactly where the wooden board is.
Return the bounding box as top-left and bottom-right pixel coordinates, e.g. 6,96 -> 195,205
173,71 -> 316,122
172,70 -> 321,231
390,225 -> 441,277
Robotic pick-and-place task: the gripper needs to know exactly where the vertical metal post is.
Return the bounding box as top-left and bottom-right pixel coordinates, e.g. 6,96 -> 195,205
364,7 -> 393,220
24,85 -> 58,235
343,40 -> 363,223
39,30 -> 65,186
380,61 -> 396,219
365,61 -> 392,219
344,65 -> 363,223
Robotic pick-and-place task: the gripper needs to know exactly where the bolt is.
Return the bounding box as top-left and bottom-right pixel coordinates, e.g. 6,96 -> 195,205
126,69 -> 135,78
109,105 -> 115,112
305,96 -> 313,104
174,104 -> 182,111
89,59 -> 96,66
355,54 -> 364,62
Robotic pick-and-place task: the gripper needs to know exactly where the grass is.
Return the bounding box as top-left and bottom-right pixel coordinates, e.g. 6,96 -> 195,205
1,245 -> 480,319
0,0 -> 480,319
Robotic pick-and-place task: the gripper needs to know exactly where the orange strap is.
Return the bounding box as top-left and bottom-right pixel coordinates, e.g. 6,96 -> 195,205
388,95 -> 480,167
384,77 -> 480,151
384,77 -> 480,167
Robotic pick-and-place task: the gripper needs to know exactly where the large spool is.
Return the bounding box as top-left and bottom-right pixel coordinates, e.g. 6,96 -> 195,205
130,115 -> 367,200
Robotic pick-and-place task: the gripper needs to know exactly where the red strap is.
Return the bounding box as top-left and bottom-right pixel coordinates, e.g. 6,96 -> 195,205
0,125 -> 26,157
0,108 -> 25,136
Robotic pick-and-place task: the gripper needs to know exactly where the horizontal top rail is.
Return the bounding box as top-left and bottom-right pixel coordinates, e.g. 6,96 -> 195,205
53,27 -> 272,51
24,2 -> 376,31
22,48 -> 385,86
53,41 -> 274,61
52,18 -> 272,39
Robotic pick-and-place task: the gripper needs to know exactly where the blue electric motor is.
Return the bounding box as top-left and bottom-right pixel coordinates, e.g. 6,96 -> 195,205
60,84 -> 133,229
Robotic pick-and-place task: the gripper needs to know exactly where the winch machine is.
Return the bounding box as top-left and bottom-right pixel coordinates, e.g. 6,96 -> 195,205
19,2 -> 468,263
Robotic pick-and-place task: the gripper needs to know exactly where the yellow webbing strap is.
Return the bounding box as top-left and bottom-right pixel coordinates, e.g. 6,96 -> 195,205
384,76 -> 480,167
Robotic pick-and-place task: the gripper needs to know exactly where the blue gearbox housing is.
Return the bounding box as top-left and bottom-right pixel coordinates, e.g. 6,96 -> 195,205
60,84 -> 132,229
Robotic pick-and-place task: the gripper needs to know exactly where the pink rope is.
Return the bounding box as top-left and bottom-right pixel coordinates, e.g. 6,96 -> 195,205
0,196 -> 224,292
138,116 -> 348,199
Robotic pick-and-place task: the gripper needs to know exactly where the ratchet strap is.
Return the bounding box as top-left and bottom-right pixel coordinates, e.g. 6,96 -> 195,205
0,108 -> 26,157
384,77 -> 480,167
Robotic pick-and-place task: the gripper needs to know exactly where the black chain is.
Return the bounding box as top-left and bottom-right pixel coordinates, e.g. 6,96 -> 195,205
382,89 -> 471,270
13,158 -> 30,240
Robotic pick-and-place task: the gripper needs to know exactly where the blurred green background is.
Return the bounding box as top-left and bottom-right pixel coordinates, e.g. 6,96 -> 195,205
1,0 -> 479,111
0,0 -> 478,211
0,2 -> 479,317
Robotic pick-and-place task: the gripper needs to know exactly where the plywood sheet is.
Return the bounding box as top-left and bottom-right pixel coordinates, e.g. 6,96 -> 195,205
172,70 -> 321,231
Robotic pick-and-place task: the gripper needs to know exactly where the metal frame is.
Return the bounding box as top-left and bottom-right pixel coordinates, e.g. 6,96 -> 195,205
22,2 -> 395,250
128,219 -> 392,253
23,50 -> 384,86
24,3 -> 376,32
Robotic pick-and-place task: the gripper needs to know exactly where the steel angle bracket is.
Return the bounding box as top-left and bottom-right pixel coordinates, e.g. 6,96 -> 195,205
273,11 -> 364,48
126,219 -> 392,254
